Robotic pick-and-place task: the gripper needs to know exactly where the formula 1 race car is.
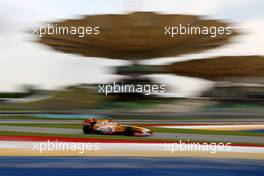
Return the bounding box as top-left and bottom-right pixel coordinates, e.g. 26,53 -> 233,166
82,118 -> 153,137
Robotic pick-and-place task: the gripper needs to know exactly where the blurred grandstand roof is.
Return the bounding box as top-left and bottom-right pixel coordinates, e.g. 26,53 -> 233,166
167,56 -> 264,82
36,12 -> 237,60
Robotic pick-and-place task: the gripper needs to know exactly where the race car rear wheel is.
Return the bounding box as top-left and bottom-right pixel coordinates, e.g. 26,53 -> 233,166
124,127 -> 134,136
83,125 -> 92,134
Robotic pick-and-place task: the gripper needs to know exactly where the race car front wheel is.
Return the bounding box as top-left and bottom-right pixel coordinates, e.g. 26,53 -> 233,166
83,125 -> 92,134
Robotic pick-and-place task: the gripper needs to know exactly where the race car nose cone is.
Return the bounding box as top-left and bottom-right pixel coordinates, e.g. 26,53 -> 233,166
144,130 -> 153,136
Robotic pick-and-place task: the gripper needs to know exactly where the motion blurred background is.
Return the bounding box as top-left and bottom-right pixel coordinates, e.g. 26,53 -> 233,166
0,1 -> 264,175
0,0 -> 263,114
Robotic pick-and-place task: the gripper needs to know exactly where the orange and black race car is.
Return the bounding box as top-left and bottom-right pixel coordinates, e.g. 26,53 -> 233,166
82,118 -> 153,136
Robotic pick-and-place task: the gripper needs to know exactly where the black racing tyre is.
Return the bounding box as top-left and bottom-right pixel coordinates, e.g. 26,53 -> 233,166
124,126 -> 135,136
83,125 -> 92,134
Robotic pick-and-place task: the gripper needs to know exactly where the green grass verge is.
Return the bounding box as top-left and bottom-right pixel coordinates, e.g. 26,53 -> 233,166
0,130 -> 169,142
0,116 -> 84,120
1,114 -> 264,121
150,127 -> 264,137
0,123 -> 81,129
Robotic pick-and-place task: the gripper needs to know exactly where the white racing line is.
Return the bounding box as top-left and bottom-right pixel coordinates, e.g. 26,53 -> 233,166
0,141 -> 264,154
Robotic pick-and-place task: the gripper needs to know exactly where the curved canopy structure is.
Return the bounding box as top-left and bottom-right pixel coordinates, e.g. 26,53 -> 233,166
36,12 -> 237,60
167,56 -> 264,81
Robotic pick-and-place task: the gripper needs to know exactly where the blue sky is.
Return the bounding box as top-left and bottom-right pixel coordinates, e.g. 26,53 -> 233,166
0,0 -> 263,97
